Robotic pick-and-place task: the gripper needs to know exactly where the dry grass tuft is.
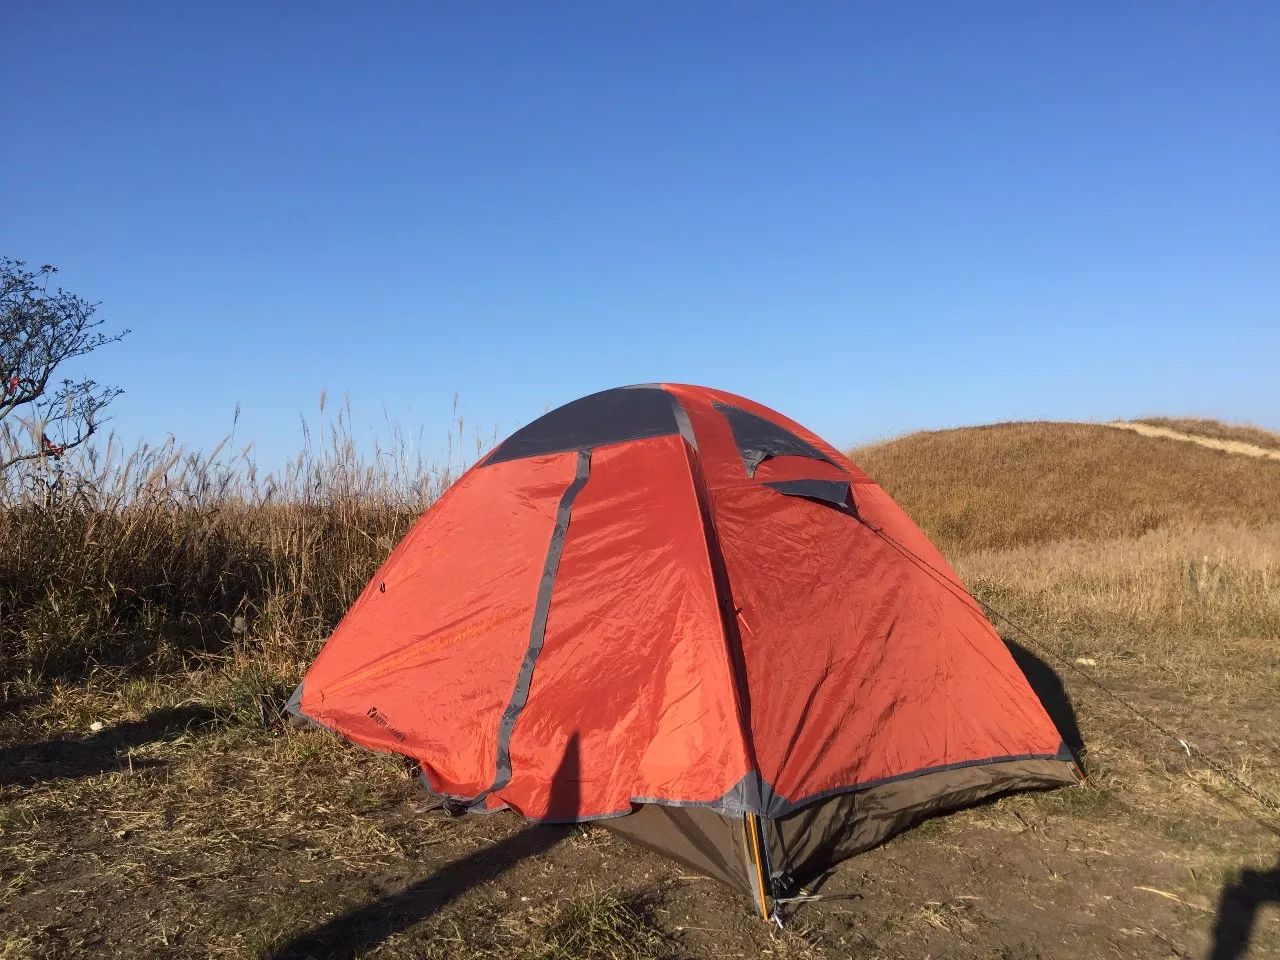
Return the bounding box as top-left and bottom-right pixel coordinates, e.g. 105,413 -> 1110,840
522,888 -> 673,960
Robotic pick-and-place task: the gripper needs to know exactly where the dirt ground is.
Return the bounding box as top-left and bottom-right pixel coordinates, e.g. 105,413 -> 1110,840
2,649 -> 1277,960
1103,422 -> 1280,462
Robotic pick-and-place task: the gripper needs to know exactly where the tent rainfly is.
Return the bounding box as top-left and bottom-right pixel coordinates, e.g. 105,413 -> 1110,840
287,384 -> 1079,918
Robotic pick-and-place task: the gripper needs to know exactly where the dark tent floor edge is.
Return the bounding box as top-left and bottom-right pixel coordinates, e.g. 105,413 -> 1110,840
601,755 -> 1078,902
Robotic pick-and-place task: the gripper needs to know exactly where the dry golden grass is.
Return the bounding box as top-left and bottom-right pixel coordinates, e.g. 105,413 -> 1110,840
957,522 -> 1280,649
0,399 -> 486,691
853,420 -> 1280,554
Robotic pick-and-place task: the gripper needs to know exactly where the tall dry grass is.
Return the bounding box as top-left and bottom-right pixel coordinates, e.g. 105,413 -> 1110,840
956,524 -> 1280,701
956,523 -> 1280,641
0,398 -> 483,694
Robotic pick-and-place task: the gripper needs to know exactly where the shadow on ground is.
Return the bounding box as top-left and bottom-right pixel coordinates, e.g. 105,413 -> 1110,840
1210,854 -> 1280,960
0,704 -> 218,786
269,735 -> 581,960
1006,639 -> 1086,760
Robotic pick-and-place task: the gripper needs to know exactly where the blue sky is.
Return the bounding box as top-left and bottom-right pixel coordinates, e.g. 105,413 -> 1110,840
3,2 -> 1277,465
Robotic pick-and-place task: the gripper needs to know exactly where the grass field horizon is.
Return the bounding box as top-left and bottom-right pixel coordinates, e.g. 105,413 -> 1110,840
2,411 -> 1278,958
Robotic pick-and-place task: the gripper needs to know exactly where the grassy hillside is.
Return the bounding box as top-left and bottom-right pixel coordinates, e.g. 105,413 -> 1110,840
852,420 -> 1280,554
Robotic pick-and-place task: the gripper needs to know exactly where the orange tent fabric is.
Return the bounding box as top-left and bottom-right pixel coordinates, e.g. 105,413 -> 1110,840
289,384 -> 1075,904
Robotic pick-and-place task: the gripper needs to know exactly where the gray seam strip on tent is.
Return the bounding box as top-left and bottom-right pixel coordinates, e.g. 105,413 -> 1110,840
668,393 -> 699,451
475,447 -> 592,808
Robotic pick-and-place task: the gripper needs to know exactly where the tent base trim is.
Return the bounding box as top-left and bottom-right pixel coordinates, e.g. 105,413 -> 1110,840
600,755 -> 1078,904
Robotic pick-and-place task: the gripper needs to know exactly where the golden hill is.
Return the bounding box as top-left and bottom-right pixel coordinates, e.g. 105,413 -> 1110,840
851,420 -> 1280,556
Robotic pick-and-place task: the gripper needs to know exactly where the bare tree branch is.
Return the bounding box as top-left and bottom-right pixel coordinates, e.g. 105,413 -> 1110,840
1,258 -> 129,473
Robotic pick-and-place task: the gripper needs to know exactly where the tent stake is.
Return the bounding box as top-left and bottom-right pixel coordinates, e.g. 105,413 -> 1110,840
744,811 -> 772,922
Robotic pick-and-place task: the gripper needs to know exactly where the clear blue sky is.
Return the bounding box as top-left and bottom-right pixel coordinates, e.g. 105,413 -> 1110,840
4,2 -> 1278,465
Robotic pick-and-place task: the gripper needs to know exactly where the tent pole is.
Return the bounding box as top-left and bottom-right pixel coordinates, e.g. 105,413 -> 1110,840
743,811 -> 772,922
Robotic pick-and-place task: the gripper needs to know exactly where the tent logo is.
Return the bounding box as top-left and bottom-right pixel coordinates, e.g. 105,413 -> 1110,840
365,706 -> 407,743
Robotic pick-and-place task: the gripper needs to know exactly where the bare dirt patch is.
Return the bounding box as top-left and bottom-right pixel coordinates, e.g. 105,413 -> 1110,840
1108,421 -> 1280,462
1,650 -> 1277,960
1133,418 -> 1280,453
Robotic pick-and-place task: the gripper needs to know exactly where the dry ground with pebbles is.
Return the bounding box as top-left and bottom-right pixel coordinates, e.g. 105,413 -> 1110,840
2,418 -> 1279,959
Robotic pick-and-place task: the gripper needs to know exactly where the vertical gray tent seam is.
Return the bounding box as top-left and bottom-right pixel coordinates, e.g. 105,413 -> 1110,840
668,392 -> 700,451
468,447 -> 592,812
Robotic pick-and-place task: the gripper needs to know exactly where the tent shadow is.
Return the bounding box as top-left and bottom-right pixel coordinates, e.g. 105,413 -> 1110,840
1005,639 -> 1086,763
1209,855 -> 1280,960
0,704 -> 218,787
269,735 -> 581,960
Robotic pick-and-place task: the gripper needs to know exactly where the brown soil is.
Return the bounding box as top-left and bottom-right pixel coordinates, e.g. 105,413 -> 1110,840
2,658 -> 1276,960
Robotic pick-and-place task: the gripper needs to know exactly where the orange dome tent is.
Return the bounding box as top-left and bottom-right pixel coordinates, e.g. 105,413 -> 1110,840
287,384 -> 1078,917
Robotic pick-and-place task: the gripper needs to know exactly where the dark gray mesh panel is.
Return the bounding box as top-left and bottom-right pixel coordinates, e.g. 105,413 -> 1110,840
712,402 -> 837,477
486,387 -> 680,465
764,479 -> 853,509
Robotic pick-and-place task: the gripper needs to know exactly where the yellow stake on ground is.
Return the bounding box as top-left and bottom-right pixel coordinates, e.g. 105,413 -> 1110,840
744,811 -> 772,922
